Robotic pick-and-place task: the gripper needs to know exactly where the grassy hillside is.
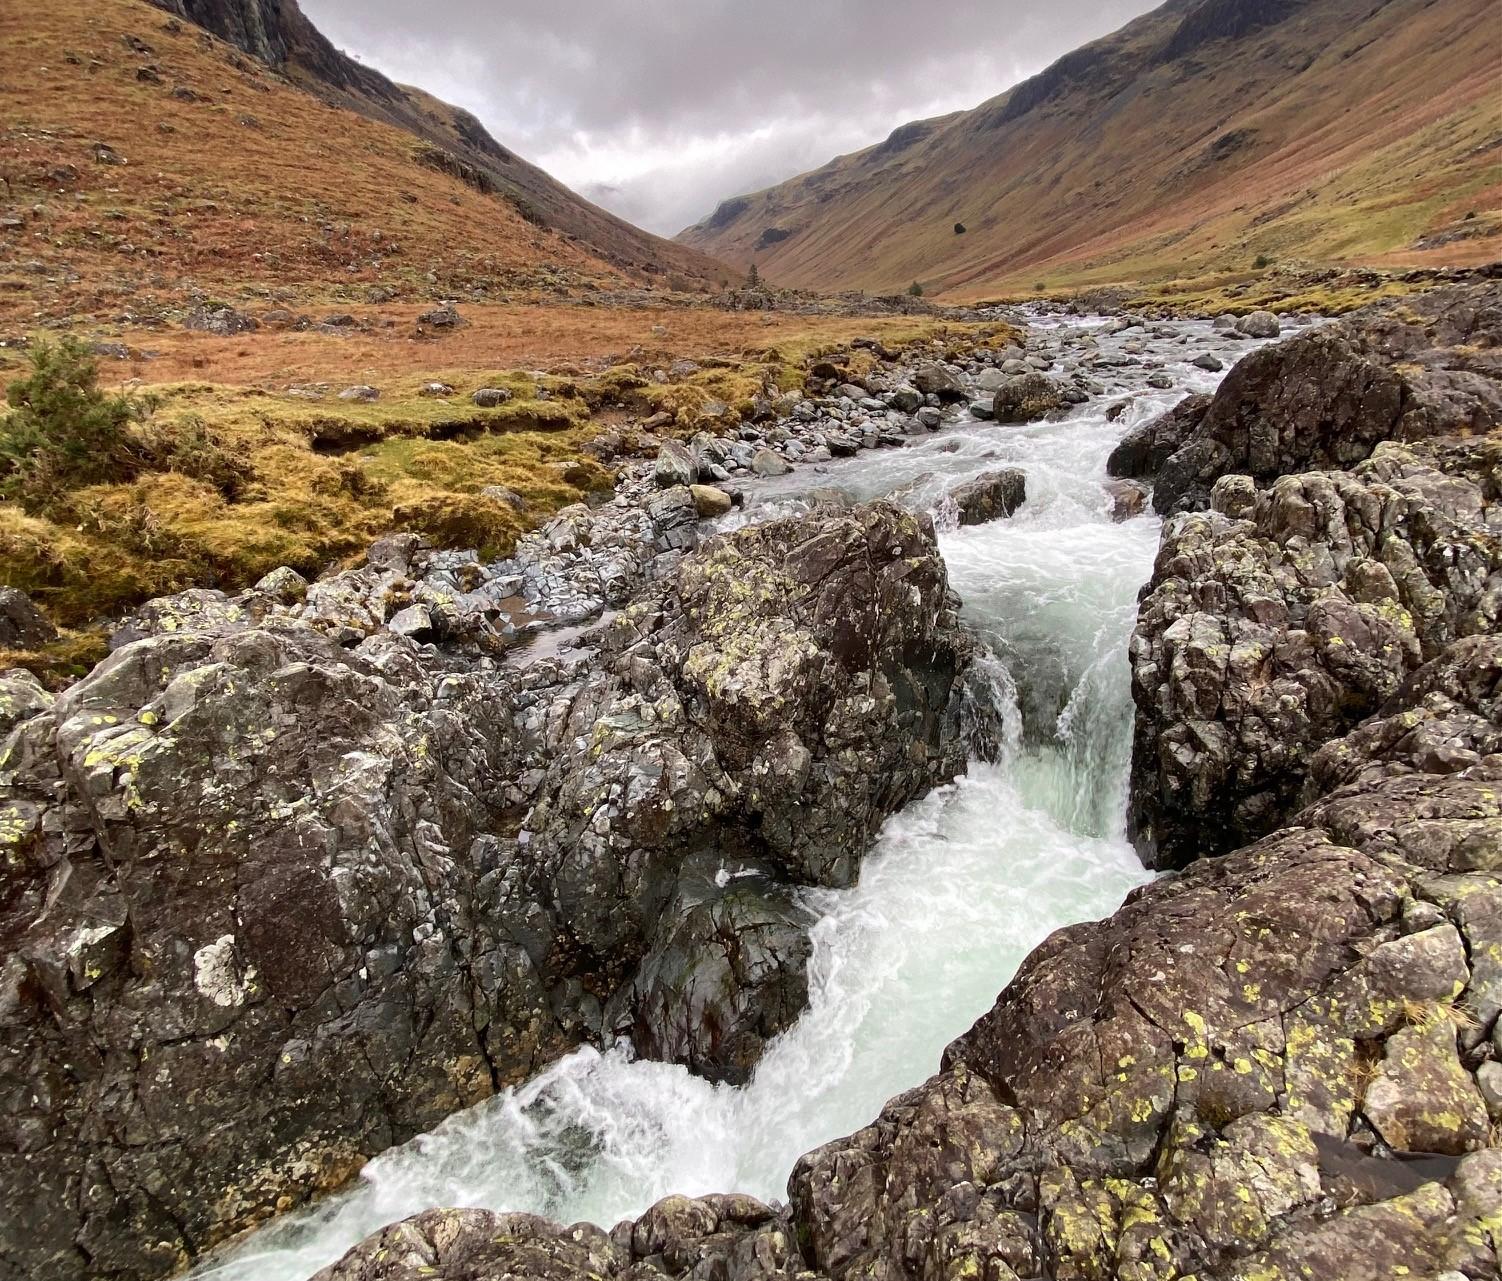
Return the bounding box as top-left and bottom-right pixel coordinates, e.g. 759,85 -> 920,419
678,0 -> 1502,299
148,0 -> 733,287
0,0 -> 731,324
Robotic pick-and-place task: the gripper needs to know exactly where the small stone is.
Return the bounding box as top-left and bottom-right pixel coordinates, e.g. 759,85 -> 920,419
689,484 -> 733,518
471,387 -> 512,407
418,381 -> 454,398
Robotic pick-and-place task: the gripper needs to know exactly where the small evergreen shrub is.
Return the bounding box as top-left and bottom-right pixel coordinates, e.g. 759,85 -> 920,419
1,338 -> 147,512
908,281 -> 924,297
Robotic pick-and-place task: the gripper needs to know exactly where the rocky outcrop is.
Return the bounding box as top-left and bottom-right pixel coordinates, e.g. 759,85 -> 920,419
313,716 -> 1502,1281
0,502 -> 972,1280
1150,284 -> 1502,513
1129,435 -> 1500,868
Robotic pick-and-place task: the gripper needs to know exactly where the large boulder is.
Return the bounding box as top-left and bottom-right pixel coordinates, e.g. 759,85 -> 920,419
991,372 -> 1064,423
948,468 -> 1026,526
1105,392 -> 1211,479
1152,283 -> 1502,512
0,502 -> 974,1278
911,361 -> 968,401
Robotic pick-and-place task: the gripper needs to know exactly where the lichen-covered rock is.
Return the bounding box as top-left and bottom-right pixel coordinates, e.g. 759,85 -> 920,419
0,502 -> 973,1279
991,371 -> 1063,423
1129,437 -> 1501,868
1152,283 -> 1502,513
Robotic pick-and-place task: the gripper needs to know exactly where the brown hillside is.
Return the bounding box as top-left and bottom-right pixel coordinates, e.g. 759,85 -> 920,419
148,0 -> 732,287
0,0 -> 728,324
678,0 -> 1502,298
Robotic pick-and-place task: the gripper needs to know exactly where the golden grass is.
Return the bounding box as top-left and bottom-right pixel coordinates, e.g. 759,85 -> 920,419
0,317 -> 1013,628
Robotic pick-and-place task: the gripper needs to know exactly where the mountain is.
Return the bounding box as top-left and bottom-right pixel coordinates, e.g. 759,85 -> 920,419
0,0 -> 727,324
147,0 -> 731,287
677,0 -> 1502,299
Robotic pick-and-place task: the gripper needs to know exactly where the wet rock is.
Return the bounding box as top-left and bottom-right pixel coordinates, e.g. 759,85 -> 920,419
1104,477 -> 1147,521
949,468 -> 1026,526
0,587 -> 57,649
1192,352 -> 1224,371
1106,393 -> 1210,479
991,372 -> 1063,422
751,448 -> 791,476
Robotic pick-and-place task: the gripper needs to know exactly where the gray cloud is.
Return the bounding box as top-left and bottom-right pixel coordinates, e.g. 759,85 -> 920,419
301,0 -> 1157,236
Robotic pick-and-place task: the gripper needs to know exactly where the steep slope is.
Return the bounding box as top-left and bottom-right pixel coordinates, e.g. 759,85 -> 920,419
679,0 -> 1502,298
147,0 -> 730,286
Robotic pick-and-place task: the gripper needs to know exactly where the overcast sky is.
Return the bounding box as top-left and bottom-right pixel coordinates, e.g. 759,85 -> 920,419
301,1 -> 1157,237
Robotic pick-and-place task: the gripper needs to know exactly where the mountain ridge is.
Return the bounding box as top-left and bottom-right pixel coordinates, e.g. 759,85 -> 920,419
678,0 -> 1502,299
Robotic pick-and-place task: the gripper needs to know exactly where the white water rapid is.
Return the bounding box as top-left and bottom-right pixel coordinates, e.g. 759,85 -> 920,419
195,316 -> 1268,1281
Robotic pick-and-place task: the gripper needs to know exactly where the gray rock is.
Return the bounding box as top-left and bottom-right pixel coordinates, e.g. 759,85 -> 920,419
949,468 -> 1026,526
912,362 -> 967,401
991,372 -> 1063,423
0,587 -> 57,649
654,441 -> 700,488
471,387 -> 513,408
338,384 -> 380,402
417,306 -> 463,329
1191,353 -> 1224,371
751,448 -> 791,477
1238,309 -> 1282,338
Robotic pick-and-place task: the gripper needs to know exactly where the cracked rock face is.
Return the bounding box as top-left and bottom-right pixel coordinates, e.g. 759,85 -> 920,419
0,501 -> 972,1280
1128,433 -> 1501,870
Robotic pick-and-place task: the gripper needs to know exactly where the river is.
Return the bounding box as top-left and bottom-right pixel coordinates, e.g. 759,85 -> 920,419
194,315 -> 1266,1280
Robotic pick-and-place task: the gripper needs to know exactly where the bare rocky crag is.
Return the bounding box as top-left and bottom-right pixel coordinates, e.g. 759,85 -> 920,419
1126,284 -> 1502,867
0,500 -> 973,1280
305,287 -> 1501,1281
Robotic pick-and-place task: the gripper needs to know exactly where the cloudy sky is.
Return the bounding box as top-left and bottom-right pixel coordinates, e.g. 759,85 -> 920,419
302,1 -> 1156,237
